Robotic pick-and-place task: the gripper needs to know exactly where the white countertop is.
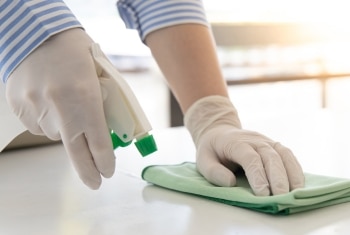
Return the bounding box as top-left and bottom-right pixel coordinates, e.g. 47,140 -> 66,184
1,110 -> 350,235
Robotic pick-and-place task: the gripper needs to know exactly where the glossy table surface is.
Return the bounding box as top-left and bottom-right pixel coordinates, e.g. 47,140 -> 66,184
1,110 -> 350,235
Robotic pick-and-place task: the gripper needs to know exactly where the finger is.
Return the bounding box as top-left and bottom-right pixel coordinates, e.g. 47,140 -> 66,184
19,111 -> 45,136
51,81 -> 115,179
229,143 -> 270,196
37,110 -> 61,140
6,95 -> 44,136
83,99 -> 116,179
274,142 -> 305,190
61,130 -> 102,190
85,124 -> 115,179
257,144 -> 289,195
6,61 -> 45,136
196,146 -> 236,187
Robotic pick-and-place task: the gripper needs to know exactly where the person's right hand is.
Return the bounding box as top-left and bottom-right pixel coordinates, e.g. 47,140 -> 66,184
184,96 -> 305,196
5,28 -> 115,189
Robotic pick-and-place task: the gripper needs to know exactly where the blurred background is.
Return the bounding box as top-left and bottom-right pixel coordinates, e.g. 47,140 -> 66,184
64,0 -> 350,129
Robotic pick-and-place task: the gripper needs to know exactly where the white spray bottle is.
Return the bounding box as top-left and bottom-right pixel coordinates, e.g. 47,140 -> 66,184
91,43 -> 157,156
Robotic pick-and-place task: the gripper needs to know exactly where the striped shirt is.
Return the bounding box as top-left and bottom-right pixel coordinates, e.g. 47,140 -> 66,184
0,0 -> 82,83
117,0 -> 208,41
1,0 -> 208,83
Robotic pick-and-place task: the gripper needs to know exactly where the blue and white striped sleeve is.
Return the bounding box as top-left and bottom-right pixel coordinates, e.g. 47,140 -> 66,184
0,0 -> 82,83
116,0 -> 209,42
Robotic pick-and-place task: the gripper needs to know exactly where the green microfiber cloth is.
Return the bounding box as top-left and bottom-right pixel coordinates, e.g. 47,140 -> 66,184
141,162 -> 350,215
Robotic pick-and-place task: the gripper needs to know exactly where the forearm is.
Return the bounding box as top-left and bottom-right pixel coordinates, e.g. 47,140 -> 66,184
0,0 -> 82,83
117,0 -> 227,113
144,24 -> 229,113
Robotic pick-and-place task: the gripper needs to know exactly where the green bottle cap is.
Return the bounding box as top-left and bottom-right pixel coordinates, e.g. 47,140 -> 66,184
134,134 -> 157,157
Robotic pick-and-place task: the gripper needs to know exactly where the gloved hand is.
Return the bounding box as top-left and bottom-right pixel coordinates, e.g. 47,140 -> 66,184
184,95 -> 305,196
5,28 -> 115,189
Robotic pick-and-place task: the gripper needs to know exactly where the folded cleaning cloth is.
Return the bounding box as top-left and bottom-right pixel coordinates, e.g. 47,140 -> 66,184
142,162 -> 350,215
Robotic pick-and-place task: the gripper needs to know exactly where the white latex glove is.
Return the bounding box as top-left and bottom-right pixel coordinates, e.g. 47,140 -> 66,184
5,28 -> 115,189
184,95 -> 305,196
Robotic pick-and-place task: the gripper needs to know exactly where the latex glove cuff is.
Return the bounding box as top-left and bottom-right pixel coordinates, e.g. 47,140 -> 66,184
184,95 -> 241,145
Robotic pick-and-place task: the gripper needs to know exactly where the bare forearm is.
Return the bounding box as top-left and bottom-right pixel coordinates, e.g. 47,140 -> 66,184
145,24 -> 229,113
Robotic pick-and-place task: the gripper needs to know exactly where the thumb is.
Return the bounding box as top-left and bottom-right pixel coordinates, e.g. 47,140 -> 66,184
196,155 -> 237,187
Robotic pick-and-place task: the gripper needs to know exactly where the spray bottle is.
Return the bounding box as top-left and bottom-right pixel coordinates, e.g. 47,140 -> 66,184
91,43 -> 157,157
